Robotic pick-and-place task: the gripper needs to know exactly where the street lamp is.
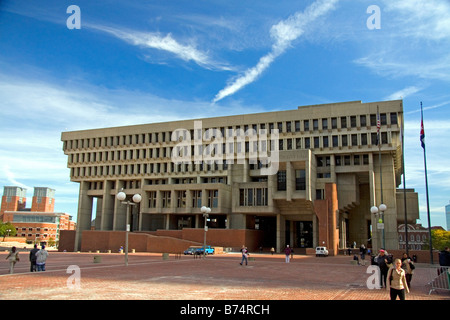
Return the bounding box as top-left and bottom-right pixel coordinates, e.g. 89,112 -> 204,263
371,203 -> 387,249
116,189 -> 141,266
200,206 -> 211,258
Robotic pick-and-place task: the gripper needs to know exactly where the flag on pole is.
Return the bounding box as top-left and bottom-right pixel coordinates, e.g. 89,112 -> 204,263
420,104 -> 425,149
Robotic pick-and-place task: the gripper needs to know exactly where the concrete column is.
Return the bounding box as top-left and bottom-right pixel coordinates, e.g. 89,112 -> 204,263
74,181 -> 93,252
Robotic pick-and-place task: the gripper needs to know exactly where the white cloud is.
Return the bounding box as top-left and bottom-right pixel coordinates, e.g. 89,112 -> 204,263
385,86 -> 422,101
383,0 -> 450,41
88,24 -> 232,71
213,0 -> 339,103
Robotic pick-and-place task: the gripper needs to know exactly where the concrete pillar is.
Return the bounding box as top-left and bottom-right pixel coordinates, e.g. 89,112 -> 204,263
74,181 -> 93,252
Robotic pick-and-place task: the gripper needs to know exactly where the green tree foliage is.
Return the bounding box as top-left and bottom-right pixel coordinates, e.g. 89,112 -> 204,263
0,222 -> 17,240
422,229 -> 450,251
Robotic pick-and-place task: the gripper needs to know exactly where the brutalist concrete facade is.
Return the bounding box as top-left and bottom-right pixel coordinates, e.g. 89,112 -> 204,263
61,100 -> 419,254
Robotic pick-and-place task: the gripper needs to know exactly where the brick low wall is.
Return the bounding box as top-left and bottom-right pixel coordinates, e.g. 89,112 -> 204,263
79,230 -> 202,253
59,228 -> 264,253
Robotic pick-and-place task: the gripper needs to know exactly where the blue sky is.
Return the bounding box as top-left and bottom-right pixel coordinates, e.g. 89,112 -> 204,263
0,0 -> 449,229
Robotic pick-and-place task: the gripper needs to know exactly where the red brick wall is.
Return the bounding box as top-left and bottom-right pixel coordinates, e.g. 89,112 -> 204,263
60,228 -> 264,253
79,230 -> 203,253
59,230 -> 76,252
387,249 -> 440,264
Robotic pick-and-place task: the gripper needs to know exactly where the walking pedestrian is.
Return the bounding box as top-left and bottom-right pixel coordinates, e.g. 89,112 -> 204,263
387,258 -> 409,300
29,244 -> 39,272
401,253 -> 415,289
35,245 -> 49,271
359,244 -> 367,266
375,249 -> 392,288
240,245 -> 249,266
270,247 -> 275,255
5,246 -> 20,274
284,245 -> 292,263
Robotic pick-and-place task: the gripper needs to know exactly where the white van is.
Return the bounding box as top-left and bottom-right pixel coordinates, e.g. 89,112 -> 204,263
315,246 -> 329,257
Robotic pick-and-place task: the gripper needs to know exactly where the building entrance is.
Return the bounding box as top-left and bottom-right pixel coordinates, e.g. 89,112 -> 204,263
255,216 -> 276,248
295,221 -> 313,248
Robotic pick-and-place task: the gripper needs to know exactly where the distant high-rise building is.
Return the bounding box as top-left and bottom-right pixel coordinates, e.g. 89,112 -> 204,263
446,202 -> 450,231
0,186 -> 27,216
1,186 -> 75,244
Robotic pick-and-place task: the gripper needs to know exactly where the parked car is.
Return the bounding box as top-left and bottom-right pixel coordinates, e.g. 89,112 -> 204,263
203,245 -> 215,255
183,247 -> 196,255
184,246 -> 215,255
315,246 -> 329,257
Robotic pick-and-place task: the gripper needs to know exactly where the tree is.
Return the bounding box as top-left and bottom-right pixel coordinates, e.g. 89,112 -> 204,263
0,222 -> 17,241
422,229 -> 450,251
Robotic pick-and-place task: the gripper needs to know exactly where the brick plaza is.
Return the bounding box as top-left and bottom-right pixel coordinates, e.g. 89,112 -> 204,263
0,250 -> 448,301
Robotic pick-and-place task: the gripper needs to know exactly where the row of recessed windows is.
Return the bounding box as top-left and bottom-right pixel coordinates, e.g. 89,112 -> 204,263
71,152 -> 372,179
63,113 -> 398,151
147,190 -> 218,209
68,131 -> 391,167
17,227 -> 52,232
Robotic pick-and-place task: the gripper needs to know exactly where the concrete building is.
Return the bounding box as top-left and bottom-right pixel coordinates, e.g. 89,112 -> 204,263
1,186 -> 76,244
61,100 -> 419,254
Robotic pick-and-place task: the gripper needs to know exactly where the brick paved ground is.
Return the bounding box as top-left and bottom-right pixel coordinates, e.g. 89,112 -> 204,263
1,250 -> 448,302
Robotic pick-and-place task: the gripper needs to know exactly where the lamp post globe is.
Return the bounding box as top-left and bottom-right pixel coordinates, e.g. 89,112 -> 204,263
370,206 -> 379,215
132,194 -> 142,203
116,191 -> 126,201
379,203 -> 387,212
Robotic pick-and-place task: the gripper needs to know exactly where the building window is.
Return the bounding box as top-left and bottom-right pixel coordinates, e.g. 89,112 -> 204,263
239,188 -> 268,206
342,135 -> 348,147
351,134 -> 358,146
304,120 -> 309,131
331,117 -> 337,129
277,171 -> 287,191
390,113 -> 398,125
341,117 -> 347,129
316,189 -> 324,200
177,190 -> 186,208
360,115 -> 367,127
350,116 -> 357,128
192,190 -> 202,208
332,135 -> 338,147
322,118 -> 328,130
161,191 -> 171,208
295,121 -> 300,132
313,119 -> 319,131
207,190 -> 218,208
361,133 -> 367,145
295,170 -> 306,190
305,137 -> 310,149
314,137 -> 320,148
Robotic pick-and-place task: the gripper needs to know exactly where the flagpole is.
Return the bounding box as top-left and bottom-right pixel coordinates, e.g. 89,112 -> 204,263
401,116 -> 409,255
421,102 -> 433,264
377,105 -> 385,249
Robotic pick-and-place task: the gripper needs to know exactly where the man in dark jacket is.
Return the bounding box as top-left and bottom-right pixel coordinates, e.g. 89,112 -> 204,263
29,244 -> 39,272
375,249 -> 392,288
439,247 -> 450,266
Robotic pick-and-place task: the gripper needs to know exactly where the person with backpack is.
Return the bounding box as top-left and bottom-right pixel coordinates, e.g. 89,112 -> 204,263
401,252 -> 415,289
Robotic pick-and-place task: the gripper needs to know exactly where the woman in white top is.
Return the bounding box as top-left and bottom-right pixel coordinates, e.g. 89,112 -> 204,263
387,258 -> 410,300
5,246 -> 20,274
